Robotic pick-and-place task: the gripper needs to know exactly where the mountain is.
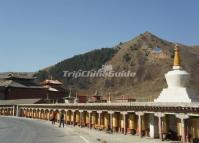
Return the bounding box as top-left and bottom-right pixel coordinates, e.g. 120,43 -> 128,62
35,32 -> 199,101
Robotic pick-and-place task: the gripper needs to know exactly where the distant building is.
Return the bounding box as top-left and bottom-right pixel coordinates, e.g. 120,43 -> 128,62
0,73 -> 67,104
114,96 -> 136,103
76,93 -> 87,103
64,90 -> 87,103
87,90 -> 107,103
64,88 -> 74,103
40,79 -> 67,103
0,73 -> 45,103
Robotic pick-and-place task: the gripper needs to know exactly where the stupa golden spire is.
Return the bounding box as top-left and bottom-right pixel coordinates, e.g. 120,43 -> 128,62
173,44 -> 181,69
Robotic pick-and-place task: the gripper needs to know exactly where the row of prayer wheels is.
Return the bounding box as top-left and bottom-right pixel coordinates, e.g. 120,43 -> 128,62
2,107 -> 199,140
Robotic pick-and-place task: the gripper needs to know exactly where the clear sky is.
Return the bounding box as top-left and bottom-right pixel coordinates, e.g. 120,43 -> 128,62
0,0 -> 198,72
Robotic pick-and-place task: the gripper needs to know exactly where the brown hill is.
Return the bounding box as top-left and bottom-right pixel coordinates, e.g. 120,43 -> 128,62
36,32 -> 199,101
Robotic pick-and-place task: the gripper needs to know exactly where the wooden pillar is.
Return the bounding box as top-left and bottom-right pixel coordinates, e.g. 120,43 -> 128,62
104,112 -> 109,130
91,112 -> 97,128
122,112 -> 127,135
176,114 -> 189,143
72,110 -> 75,126
66,111 -> 71,124
40,110 -> 43,119
97,111 -> 102,126
75,111 -> 80,125
25,109 -> 28,117
43,110 -> 46,120
26,109 -> 28,117
136,112 -> 144,137
128,113 -> 137,134
181,118 -> 186,143
85,112 -> 90,128
41,110 -> 44,119
12,106 -> 15,116
35,110 -> 37,118
112,112 -> 119,132
64,110 -> 67,124
31,110 -> 34,118
32,110 -> 34,118
158,116 -> 163,140
24,109 -> 26,117
38,110 -> 41,119
37,110 -> 39,118
154,113 -> 165,140
190,116 -> 199,141
81,111 -> 86,127
88,111 -> 92,129
109,112 -> 113,131
79,111 -> 83,127
28,110 -> 31,118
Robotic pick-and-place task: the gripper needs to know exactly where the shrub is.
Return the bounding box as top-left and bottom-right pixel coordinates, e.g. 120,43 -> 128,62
123,53 -> 131,62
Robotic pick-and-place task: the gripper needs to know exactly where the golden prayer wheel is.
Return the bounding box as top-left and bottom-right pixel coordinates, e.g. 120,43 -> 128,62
33,112 -> 35,118
37,112 -> 39,118
66,111 -> 71,122
36,111 -> 38,118
76,112 -> 80,123
162,116 -> 168,133
81,112 -> 85,123
141,115 -> 146,130
86,112 -> 90,124
191,117 -> 199,138
29,111 -> 31,117
39,112 -> 42,119
9,110 -> 12,115
104,113 -> 109,128
120,114 -> 124,128
176,119 -> 182,136
42,112 -> 44,119
128,114 -> 136,129
47,112 -> 50,120
43,112 -> 45,119
113,113 -> 118,127
71,112 -> 74,122
92,112 -> 97,124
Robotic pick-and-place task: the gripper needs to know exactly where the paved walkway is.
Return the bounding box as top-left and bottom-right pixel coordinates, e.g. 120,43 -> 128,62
62,126 -> 181,143
0,116 -> 83,143
0,116 -> 181,143
48,120 -> 181,143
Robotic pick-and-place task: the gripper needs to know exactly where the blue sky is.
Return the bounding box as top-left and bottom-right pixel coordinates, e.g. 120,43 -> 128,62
0,0 -> 198,72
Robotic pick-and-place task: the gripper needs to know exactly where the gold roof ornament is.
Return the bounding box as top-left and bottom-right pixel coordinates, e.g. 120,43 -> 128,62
173,44 -> 181,70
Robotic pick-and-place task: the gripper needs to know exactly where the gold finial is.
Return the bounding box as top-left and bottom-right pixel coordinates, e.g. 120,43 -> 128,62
173,44 -> 181,67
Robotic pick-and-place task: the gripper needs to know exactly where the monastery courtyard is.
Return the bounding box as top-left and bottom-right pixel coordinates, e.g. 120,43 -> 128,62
0,116 -> 178,143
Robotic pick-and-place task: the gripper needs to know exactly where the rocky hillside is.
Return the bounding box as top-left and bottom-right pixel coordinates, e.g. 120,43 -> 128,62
36,32 -> 199,101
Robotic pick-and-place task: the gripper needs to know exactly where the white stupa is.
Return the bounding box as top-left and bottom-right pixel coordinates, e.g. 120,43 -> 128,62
154,44 -> 199,102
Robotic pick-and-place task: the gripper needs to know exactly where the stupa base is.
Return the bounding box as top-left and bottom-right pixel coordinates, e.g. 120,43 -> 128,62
154,87 -> 199,102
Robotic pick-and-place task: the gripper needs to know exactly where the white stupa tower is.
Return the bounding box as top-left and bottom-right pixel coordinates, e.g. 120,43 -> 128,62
154,44 -> 199,102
